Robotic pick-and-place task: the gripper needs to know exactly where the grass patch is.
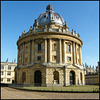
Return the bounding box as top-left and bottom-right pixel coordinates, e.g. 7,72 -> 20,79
11,85 -> 99,92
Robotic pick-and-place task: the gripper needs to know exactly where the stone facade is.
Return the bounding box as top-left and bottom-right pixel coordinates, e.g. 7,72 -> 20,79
85,74 -> 99,85
1,60 -> 17,84
85,62 -> 99,85
84,63 -> 96,75
15,3 -> 85,86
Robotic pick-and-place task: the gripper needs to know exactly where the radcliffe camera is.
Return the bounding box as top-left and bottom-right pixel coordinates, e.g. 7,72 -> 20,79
1,2 -> 99,99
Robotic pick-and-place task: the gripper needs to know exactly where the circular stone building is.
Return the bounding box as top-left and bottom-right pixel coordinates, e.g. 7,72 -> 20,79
15,3 -> 85,86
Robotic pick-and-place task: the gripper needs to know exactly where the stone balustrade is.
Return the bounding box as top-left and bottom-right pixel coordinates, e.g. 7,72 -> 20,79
19,27 -> 80,39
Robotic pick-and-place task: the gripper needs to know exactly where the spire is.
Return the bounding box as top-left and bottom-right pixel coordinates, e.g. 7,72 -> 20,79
46,3 -> 53,11
14,59 -> 16,63
85,63 -> 87,67
6,58 -> 8,63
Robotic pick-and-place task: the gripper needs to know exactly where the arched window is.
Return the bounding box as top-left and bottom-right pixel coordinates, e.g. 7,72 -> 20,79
70,71 -> 75,85
53,71 -> 59,84
22,72 -> 26,83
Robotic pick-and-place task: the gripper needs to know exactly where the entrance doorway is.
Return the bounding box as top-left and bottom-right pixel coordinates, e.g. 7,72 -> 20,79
22,72 -> 26,83
80,72 -> 82,84
53,71 -> 59,84
34,70 -> 42,86
70,71 -> 75,85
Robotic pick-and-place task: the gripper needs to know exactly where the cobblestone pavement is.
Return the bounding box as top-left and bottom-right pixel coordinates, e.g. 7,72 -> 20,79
1,87 -> 99,99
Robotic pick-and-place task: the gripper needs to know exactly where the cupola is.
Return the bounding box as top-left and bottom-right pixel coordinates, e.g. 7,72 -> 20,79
33,3 -> 65,27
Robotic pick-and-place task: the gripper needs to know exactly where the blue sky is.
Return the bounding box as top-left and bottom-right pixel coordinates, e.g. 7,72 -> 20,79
1,1 -> 99,67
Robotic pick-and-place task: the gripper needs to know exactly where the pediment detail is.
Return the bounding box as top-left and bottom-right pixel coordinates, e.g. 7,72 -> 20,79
33,63 -> 44,68
66,64 -> 80,69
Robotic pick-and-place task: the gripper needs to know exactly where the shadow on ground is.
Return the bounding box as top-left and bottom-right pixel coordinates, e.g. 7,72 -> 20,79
1,83 -> 9,87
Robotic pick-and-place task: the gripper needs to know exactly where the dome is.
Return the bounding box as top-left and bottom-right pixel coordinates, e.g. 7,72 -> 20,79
36,3 -> 65,26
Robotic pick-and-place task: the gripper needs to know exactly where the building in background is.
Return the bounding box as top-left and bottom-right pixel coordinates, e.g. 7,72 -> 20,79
85,62 -> 99,85
84,63 -> 96,75
1,59 -> 17,84
15,3 -> 85,86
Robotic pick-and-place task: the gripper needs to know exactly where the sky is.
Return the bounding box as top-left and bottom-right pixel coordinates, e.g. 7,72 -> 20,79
1,1 -> 99,67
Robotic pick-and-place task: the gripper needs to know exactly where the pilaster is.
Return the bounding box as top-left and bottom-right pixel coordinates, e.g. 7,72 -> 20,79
83,71 -> 85,85
75,74 -> 78,85
63,66 -> 66,86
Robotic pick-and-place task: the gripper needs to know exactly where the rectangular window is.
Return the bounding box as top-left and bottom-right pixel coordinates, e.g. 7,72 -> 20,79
25,58 -> 28,63
7,72 -> 11,75
37,56 -> 41,61
52,56 -> 57,61
68,57 -> 71,62
1,78 -> 3,82
52,43 -> 57,51
7,78 -> 10,82
8,66 -> 11,70
67,45 -> 71,52
38,43 -> 41,51
25,46 -> 28,54
26,46 -> 28,49
1,71 -> 3,75
1,66 -> 4,69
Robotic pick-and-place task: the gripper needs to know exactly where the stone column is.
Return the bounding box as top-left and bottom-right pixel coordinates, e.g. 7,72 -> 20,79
75,43 -> 78,64
17,46 -> 19,66
44,38 -> 47,63
71,43 -> 73,64
58,39 -> 62,63
32,39 -> 35,64
48,38 -> 52,62
30,40 -> 32,64
22,44 -> 23,65
21,45 -> 23,65
63,39 -> 66,63
22,42 -> 25,65
80,46 -> 82,65
28,41 -> 31,64
72,42 -> 76,64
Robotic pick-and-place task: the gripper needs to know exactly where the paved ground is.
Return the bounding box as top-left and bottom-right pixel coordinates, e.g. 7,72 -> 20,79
1,87 -> 99,99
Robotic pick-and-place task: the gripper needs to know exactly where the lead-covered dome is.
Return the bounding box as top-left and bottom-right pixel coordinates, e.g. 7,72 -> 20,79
36,3 -> 65,26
